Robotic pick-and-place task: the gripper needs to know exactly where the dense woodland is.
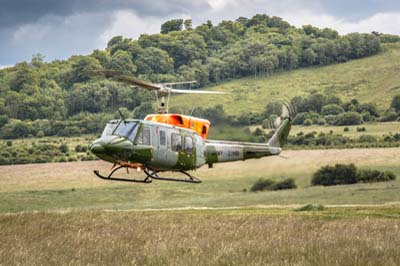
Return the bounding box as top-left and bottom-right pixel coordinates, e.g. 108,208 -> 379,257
0,14 -> 399,139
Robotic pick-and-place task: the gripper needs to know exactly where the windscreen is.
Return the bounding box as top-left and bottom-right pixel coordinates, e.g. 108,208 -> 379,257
114,121 -> 139,141
101,122 -> 118,137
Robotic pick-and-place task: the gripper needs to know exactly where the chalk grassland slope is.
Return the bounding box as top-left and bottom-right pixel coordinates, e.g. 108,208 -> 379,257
1,148 -> 400,213
290,121 -> 400,138
172,43 -> 400,115
0,208 -> 400,266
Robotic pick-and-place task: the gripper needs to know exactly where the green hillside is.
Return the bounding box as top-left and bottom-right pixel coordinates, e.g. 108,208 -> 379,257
173,43 -> 400,115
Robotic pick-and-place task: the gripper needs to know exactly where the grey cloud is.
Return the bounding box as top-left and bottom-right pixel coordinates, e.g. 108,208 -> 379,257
0,0 -> 211,28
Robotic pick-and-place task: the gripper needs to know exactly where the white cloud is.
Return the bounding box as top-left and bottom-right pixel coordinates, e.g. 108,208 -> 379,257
0,65 -> 12,69
99,10 -> 163,47
280,10 -> 400,35
99,10 -> 191,48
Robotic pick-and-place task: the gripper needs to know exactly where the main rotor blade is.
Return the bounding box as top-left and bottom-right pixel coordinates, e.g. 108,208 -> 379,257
170,89 -> 226,94
112,75 -> 163,91
162,81 -> 197,86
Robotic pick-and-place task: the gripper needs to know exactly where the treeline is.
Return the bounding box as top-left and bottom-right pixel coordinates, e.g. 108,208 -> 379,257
0,14 -> 388,139
263,93 -> 400,127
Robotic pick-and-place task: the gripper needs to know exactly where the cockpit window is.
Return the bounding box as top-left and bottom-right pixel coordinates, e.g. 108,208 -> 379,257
101,122 -> 118,137
114,122 -> 139,140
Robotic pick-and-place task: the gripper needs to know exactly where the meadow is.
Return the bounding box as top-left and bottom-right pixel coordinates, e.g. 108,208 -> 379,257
172,43 -> 400,115
1,207 -> 400,266
1,148 -> 400,265
1,148 -> 400,213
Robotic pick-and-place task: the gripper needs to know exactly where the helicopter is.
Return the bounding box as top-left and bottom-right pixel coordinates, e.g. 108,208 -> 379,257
89,72 -> 295,184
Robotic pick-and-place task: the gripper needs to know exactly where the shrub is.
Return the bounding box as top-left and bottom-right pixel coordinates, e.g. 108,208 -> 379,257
380,108 -> 398,122
294,204 -> 325,212
6,140 -> 12,147
335,112 -> 363,126
75,144 -> 88,152
303,118 -> 312,126
356,127 -> 366,132
271,178 -> 297,190
59,143 -> 69,153
321,104 -> 344,116
251,178 -> 275,192
251,178 -> 297,192
324,115 -> 337,125
357,169 -> 396,183
343,127 -> 349,132
311,164 -> 358,186
358,134 -> 377,143
36,130 -> 45,138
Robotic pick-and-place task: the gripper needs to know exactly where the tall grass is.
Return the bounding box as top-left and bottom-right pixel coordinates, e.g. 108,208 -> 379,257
1,208 -> 400,266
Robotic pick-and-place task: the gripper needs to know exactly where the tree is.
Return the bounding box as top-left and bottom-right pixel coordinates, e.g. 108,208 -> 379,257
66,82 -> 110,114
334,112 -> 363,125
10,62 -> 39,93
133,103 -> 154,119
70,57 -> 103,84
136,47 -> 174,75
106,50 -> 137,74
107,36 -> 123,48
184,19 -> 193,30
31,53 -> 45,68
321,104 -> 344,116
161,19 -> 184,34
391,95 -> 400,113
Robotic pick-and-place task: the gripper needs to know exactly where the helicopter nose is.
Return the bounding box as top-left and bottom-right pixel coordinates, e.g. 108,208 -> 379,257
89,143 -> 105,154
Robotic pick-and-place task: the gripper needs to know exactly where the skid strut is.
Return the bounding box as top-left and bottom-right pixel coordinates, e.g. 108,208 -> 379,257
93,166 -> 202,184
94,166 -> 152,183
144,169 -> 202,183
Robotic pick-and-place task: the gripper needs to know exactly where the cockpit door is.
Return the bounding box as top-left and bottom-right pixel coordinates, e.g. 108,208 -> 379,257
156,127 -> 167,162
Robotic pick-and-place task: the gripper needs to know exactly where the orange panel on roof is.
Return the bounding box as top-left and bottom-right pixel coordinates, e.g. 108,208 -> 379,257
144,114 -> 211,139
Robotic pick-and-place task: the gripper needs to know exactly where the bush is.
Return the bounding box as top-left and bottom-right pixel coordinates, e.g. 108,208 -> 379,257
321,104 -> 344,116
36,130 -> 45,138
358,134 -> 377,143
75,144 -> 88,152
250,178 -> 275,192
335,112 -> 363,126
311,164 -> 357,186
357,169 -> 396,183
380,108 -> 398,122
294,203 -> 325,212
251,178 -> 297,192
59,143 -> 69,153
271,178 -> 297,190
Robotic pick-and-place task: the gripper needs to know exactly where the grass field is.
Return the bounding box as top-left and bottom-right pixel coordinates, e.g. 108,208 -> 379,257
2,148 -> 400,265
290,121 -> 400,138
1,207 -> 400,265
2,148 -> 400,213
172,43 -> 400,115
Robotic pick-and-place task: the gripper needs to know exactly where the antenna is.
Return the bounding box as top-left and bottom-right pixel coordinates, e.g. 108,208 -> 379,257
118,109 -> 127,124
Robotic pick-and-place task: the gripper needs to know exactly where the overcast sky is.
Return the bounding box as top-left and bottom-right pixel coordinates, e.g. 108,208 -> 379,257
1,0 -> 399,67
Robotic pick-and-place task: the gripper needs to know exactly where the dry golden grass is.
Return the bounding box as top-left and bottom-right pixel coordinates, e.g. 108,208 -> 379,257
1,208 -> 400,266
1,147 -> 399,193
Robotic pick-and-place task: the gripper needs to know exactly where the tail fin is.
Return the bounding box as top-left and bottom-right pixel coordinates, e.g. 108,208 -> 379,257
266,102 -> 296,147
267,117 -> 291,147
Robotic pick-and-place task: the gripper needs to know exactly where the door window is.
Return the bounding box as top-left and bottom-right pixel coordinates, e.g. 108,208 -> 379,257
159,130 -> 166,146
184,136 -> 194,153
171,133 -> 182,152
137,126 -> 151,145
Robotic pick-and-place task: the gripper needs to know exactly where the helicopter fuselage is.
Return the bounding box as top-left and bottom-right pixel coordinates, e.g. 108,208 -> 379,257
89,119 -> 283,172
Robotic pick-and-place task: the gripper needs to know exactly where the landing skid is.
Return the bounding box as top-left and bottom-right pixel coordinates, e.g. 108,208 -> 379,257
144,169 -> 202,183
94,166 -> 152,183
93,165 -> 202,184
